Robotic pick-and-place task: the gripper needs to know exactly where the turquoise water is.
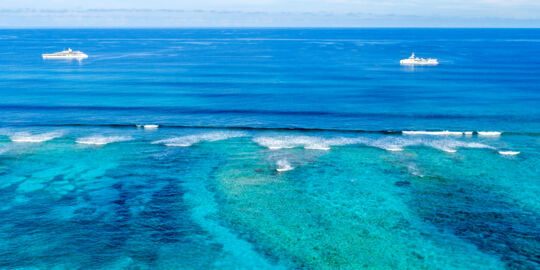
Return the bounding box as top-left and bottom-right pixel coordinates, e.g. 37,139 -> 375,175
0,29 -> 539,269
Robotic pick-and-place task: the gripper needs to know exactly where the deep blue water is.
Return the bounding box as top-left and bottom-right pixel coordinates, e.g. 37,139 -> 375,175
0,28 -> 539,269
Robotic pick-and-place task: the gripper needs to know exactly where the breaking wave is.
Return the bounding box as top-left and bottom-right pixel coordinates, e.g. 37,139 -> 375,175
365,137 -> 493,153
421,139 -> 494,153
253,136 -> 368,151
403,131 -> 471,136
76,135 -> 132,145
136,124 -> 159,130
0,128 -> 516,156
254,135 -> 495,153
152,131 -> 247,147
369,137 -> 416,151
276,159 -> 294,172
9,132 -> 63,143
498,151 -> 520,156
478,131 -> 502,137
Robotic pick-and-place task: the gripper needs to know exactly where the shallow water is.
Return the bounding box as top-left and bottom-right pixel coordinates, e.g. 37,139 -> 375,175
0,29 -> 539,269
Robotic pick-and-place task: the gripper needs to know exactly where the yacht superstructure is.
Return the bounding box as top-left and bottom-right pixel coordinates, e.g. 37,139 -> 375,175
400,53 -> 438,65
42,48 -> 88,60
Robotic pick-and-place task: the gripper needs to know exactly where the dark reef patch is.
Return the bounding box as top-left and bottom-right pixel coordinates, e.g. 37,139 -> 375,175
411,178 -> 540,269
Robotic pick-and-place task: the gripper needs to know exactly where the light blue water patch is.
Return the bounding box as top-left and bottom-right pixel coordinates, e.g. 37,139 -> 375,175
175,140 -> 287,269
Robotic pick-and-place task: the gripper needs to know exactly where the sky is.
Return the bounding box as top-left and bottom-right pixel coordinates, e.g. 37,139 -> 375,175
1,0 -> 540,27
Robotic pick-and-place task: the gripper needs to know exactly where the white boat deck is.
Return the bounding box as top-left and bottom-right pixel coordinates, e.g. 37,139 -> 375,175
42,48 -> 88,59
400,53 -> 438,65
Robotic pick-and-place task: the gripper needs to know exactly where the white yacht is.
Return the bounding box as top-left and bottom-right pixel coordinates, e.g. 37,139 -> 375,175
42,48 -> 88,60
400,53 -> 438,66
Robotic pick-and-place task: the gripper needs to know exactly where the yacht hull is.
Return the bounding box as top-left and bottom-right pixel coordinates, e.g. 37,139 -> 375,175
400,60 -> 438,65
400,53 -> 438,66
42,54 -> 88,59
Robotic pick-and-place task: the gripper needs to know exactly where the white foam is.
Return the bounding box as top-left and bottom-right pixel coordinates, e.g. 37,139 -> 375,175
477,131 -> 502,137
254,136 -> 313,150
152,131 -> 246,147
498,151 -> 520,156
268,146 -> 293,150
369,137 -> 408,151
422,139 -> 494,153
253,136 -> 303,150
137,124 -> 159,130
254,136 -> 367,151
304,145 -> 331,151
276,159 -> 294,172
254,135 -> 498,155
76,135 -> 132,145
365,136 -> 494,153
10,132 -> 62,143
326,137 -> 370,147
143,124 -> 159,130
403,131 -> 467,136
384,147 -> 404,152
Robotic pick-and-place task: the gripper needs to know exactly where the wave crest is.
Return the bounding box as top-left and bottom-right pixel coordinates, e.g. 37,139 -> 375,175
10,132 -> 63,143
403,131 -> 469,136
136,124 -> 159,130
254,135 -> 495,153
253,136 -> 370,151
477,131 -> 502,137
152,131 -> 247,147
498,151 -> 520,156
76,135 -> 132,145
276,159 -> 294,172
421,139 -> 494,153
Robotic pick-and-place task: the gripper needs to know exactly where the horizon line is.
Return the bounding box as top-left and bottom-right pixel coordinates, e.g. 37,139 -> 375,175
2,26 -> 540,29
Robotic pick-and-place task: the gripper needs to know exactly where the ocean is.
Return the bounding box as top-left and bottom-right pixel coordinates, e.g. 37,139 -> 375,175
0,28 -> 539,269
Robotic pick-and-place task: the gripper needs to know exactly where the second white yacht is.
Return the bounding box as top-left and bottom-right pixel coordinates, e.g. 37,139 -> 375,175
42,48 -> 88,60
400,53 -> 438,65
